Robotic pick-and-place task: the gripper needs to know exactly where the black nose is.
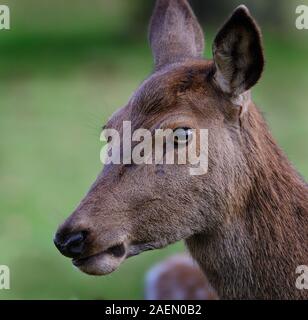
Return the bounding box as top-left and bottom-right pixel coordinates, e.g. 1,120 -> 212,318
54,231 -> 87,258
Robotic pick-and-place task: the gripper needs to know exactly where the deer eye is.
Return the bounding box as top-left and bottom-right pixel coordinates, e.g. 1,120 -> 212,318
173,127 -> 193,146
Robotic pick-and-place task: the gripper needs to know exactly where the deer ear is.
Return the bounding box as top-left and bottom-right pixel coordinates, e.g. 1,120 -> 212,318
149,0 -> 205,71
212,5 -> 264,96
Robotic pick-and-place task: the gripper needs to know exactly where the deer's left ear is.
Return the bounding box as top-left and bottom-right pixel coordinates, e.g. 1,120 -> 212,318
212,5 -> 264,97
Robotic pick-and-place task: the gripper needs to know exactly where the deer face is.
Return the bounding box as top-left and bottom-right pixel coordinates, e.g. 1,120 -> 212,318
54,1 -> 264,275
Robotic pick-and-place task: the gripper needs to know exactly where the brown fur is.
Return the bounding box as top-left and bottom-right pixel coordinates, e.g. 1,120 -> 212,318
145,254 -> 218,300
55,1 -> 308,299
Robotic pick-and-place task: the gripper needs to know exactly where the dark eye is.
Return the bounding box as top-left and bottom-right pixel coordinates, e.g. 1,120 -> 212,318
173,127 -> 193,146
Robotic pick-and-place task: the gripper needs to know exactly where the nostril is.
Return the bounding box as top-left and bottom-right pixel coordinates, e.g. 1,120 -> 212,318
64,232 -> 84,246
54,231 -> 87,258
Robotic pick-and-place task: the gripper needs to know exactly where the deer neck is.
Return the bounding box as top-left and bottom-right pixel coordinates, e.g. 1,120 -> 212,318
186,103 -> 308,299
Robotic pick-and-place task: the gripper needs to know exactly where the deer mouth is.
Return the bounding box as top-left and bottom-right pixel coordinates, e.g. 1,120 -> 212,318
71,241 -> 164,276
126,241 -> 164,257
72,243 -> 127,275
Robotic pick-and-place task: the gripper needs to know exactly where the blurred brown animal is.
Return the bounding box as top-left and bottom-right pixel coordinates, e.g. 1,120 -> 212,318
145,254 -> 218,300
55,0 -> 308,299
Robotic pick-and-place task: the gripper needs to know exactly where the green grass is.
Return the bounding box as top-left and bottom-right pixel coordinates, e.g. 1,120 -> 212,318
0,27 -> 308,299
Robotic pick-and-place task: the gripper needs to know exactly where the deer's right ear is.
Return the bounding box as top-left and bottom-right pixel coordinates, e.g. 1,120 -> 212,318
149,0 -> 204,71
212,5 -> 264,96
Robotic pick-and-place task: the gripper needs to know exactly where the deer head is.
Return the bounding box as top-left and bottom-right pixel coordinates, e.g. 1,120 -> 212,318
54,1 -> 264,276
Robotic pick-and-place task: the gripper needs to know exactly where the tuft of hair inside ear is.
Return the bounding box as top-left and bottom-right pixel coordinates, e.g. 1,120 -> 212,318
212,5 -> 264,97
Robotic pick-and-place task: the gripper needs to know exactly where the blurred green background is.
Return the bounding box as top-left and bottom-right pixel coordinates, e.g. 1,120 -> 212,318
0,0 -> 307,299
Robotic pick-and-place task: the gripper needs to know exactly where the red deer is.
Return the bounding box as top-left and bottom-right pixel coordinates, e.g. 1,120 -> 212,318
54,0 -> 308,299
145,254 -> 218,300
